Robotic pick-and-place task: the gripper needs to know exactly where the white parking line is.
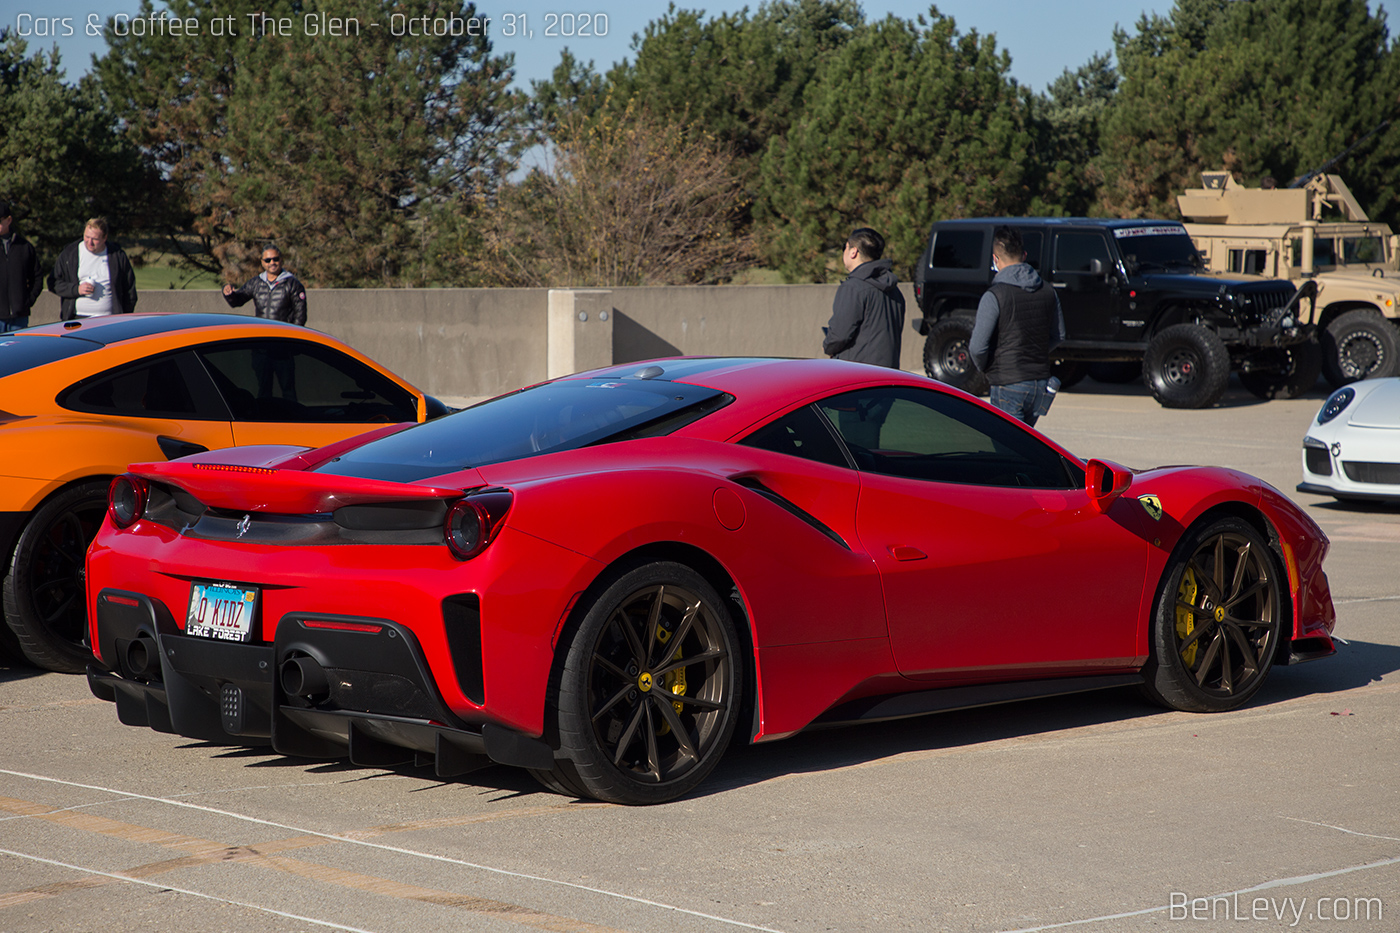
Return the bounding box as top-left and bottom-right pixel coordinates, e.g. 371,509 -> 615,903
0,768 -> 790,933
0,847 -> 383,933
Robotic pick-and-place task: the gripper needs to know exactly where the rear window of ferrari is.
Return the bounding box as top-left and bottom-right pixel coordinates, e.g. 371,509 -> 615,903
0,333 -> 100,377
317,377 -> 732,482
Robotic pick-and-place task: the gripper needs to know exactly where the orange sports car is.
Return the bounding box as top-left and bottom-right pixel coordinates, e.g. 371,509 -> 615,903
1,313 -> 448,673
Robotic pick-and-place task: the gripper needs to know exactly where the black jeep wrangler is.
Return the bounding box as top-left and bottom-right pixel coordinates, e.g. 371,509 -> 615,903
911,218 -> 1317,409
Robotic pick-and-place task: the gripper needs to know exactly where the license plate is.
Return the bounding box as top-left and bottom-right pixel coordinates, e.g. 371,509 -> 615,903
186,582 -> 259,642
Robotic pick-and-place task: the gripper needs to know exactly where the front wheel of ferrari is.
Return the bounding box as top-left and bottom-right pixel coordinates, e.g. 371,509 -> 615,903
1142,517 -> 1283,713
3,480 -> 111,673
547,562 -> 742,805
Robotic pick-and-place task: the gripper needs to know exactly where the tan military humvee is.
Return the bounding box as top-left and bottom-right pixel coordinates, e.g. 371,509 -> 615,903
1180,171 -> 1400,387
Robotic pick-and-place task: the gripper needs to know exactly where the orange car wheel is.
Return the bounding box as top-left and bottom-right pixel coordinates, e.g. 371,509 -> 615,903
3,480 -> 110,673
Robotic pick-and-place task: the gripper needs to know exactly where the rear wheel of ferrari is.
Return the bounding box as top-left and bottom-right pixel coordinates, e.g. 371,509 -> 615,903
3,480 -> 110,673
547,562 -> 742,804
1141,517 -> 1282,712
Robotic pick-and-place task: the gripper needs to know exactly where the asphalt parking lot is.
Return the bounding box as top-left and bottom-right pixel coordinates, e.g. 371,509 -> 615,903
2,375 -> 1397,933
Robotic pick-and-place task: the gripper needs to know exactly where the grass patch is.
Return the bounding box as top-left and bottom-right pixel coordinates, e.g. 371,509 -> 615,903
132,264 -> 220,292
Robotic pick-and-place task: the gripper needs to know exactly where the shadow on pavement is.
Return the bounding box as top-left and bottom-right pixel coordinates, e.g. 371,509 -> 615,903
147,637 -> 1393,805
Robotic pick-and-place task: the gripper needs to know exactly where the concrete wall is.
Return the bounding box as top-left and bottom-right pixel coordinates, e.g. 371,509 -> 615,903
30,283 -> 925,398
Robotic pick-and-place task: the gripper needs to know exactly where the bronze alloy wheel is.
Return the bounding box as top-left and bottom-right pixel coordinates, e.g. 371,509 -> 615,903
548,562 -> 742,804
1143,517 -> 1282,712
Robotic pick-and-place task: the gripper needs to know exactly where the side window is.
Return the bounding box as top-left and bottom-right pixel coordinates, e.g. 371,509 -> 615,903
1290,238 -> 1339,267
1227,249 -> 1269,275
816,386 -> 1075,489
930,229 -> 986,270
196,339 -> 417,424
739,404 -> 851,469
61,353 -> 214,419
1053,233 -> 1113,273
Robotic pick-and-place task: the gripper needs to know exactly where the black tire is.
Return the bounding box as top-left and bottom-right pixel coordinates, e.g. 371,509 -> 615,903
1238,341 -> 1323,400
0,612 -> 23,665
1087,361 -> 1142,385
545,561 -> 742,805
1320,310 -> 1400,388
1141,517 -> 1282,713
1143,323 -> 1230,409
1051,360 -> 1089,390
2,480 -> 110,674
923,316 -> 989,396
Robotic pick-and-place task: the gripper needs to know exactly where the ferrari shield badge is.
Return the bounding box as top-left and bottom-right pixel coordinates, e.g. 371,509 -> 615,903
1138,495 -> 1163,522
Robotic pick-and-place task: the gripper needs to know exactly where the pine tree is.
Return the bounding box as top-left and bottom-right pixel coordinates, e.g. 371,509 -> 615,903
758,10 -> 1035,281
0,33 -> 158,261
1097,0 -> 1399,224
97,0 -> 526,286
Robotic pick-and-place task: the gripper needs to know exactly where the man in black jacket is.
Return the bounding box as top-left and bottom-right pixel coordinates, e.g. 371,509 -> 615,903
50,217 -> 139,320
222,246 -> 307,325
822,227 -> 906,368
0,201 -> 42,332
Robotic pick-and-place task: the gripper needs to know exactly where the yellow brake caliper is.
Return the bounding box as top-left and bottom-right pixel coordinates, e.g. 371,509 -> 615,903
1176,567 -> 1199,667
653,623 -> 687,734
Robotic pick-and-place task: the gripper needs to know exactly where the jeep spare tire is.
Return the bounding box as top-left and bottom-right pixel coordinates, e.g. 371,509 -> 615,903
923,316 -> 989,396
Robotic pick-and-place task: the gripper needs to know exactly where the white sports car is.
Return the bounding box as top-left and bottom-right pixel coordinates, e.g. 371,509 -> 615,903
1298,378 -> 1400,502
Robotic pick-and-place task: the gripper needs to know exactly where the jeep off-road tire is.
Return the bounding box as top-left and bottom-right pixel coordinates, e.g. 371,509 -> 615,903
923,316 -> 989,396
1144,324 -> 1230,409
1320,310 -> 1400,388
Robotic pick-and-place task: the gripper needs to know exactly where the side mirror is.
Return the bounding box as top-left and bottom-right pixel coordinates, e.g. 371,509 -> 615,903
1088,258 -> 1105,276
1085,458 -> 1133,513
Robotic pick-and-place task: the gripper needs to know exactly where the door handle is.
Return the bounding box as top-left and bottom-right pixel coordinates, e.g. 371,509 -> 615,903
887,545 -> 927,561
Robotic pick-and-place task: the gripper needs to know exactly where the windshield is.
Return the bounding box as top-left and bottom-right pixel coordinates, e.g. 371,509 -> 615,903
1341,236 -> 1387,265
1112,225 -> 1202,271
318,377 -> 732,483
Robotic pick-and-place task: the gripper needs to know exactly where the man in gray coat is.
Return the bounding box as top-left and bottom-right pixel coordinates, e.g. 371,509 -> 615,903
822,227 -> 905,368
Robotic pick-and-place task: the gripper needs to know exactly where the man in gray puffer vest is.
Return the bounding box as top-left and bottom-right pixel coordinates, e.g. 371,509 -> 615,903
822,227 -> 905,368
969,226 -> 1065,426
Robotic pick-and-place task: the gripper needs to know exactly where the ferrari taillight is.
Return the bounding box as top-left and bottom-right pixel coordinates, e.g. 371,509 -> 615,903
108,474 -> 149,529
444,488 -> 512,560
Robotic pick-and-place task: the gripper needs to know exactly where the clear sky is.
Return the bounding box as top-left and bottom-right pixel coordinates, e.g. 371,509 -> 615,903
6,1 -> 1391,92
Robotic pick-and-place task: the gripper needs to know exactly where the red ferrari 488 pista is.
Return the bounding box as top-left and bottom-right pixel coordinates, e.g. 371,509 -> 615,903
86,358 -> 1335,803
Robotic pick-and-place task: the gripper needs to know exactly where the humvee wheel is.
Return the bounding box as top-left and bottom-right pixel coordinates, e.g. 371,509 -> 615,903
1321,310 -> 1400,388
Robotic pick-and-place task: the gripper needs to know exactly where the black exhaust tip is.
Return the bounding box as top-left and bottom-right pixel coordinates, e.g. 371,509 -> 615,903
281,655 -> 330,699
124,633 -> 161,680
